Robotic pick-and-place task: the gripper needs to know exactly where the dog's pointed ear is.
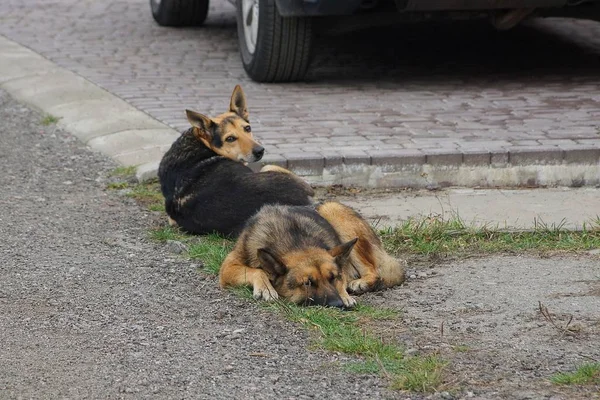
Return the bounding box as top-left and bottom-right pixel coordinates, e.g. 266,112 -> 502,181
257,248 -> 287,277
186,109 -> 214,141
229,85 -> 249,121
329,238 -> 358,265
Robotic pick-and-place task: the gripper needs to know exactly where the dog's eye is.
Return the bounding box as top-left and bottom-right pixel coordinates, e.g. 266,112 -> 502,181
225,136 -> 237,143
328,274 -> 336,283
244,125 -> 251,132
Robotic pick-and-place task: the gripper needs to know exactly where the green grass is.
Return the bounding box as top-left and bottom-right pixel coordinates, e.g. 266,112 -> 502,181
146,224 -> 445,393
452,344 -> 470,353
259,300 -> 445,392
381,214 -> 600,258
41,114 -> 59,125
188,234 -> 234,274
551,363 -> 600,386
109,165 -> 137,177
150,226 -> 188,242
106,182 -> 128,190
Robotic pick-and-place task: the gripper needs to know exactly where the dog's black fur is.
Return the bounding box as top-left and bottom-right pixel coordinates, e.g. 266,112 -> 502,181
158,86 -> 313,236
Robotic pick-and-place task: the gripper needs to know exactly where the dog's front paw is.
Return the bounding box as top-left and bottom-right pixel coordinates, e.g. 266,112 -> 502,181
253,282 -> 279,301
348,278 -> 372,295
341,293 -> 357,309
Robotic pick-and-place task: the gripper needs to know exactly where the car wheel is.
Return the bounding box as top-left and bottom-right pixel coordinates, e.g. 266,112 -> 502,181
237,0 -> 313,82
150,0 -> 209,27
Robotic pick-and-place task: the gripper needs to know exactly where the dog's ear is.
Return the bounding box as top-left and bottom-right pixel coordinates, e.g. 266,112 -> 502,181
329,238 -> 358,265
186,109 -> 214,141
229,85 -> 249,121
257,248 -> 287,277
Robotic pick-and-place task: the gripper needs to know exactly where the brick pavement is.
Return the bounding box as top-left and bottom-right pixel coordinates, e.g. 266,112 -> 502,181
1,0 -> 600,180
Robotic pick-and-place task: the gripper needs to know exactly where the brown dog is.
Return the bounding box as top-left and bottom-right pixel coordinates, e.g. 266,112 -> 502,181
219,202 -> 406,308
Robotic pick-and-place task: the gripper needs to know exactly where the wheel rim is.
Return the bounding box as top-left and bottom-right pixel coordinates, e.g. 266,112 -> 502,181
242,0 -> 259,54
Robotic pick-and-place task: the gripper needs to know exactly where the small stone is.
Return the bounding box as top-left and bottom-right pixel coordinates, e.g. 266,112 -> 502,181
588,249 -> 600,255
405,348 -> 418,355
409,274 -> 417,279
418,272 -> 428,278
232,328 -> 245,334
62,180 -> 73,185
440,391 -> 453,400
224,365 -> 234,372
465,392 -> 475,398
166,240 -> 188,254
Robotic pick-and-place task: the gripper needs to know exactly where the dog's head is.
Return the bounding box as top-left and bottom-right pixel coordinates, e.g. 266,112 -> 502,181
256,238 -> 358,308
185,85 -> 264,163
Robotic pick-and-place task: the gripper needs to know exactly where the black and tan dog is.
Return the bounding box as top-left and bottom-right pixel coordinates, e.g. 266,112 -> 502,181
158,85 -> 314,236
219,202 -> 406,308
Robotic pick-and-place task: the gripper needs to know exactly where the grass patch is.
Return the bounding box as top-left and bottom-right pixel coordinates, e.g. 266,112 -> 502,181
109,165 -> 137,177
551,363 -> 600,386
106,182 -> 128,190
188,234 -> 234,275
353,304 -> 401,321
41,114 -> 60,125
452,344 -> 470,353
258,301 -> 445,392
381,214 -> 600,259
150,226 -> 188,242
125,180 -> 164,210
145,222 -> 444,392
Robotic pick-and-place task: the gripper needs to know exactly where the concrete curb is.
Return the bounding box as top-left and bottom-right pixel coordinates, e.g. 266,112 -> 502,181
0,35 -> 178,182
1,34 -> 599,188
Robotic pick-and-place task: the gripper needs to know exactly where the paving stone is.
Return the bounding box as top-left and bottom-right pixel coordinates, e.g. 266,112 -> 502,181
425,149 -> 463,166
283,152 -> 324,175
368,149 -> 426,171
342,150 -> 371,166
2,0 -> 600,173
509,146 -> 564,165
560,145 -> 600,164
462,149 -> 491,166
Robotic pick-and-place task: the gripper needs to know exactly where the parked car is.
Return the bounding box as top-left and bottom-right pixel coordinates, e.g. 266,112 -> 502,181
150,0 -> 600,83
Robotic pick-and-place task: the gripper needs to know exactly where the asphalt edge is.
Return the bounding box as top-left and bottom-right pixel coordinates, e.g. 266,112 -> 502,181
1,34 -> 599,188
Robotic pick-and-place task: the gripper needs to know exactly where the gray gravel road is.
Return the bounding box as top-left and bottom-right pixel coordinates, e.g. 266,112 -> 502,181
0,90 -> 400,398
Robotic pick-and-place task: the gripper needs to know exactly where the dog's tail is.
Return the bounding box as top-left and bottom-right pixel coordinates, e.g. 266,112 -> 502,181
373,246 -> 406,288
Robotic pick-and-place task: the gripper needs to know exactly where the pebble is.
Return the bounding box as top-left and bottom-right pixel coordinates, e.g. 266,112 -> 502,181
166,240 -> 188,254
409,274 -> 417,279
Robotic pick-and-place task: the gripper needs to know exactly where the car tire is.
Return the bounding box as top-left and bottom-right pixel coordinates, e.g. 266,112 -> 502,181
237,0 -> 313,82
150,0 -> 209,27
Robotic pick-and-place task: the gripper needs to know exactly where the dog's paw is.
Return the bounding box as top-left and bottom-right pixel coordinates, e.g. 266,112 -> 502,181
167,216 -> 178,227
253,283 -> 279,302
341,294 -> 357,309
348,278 -> 372,295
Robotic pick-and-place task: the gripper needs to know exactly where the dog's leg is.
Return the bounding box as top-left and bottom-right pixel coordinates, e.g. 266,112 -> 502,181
335,275 -> 357,308
219,253 -> 279,301
259,165 -> 315,197
259,165 -> 293,174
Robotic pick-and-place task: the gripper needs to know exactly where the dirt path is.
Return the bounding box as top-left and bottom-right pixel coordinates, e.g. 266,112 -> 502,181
1,89 -> 598,399
364,255 -> 600,399
0,91 -> 397,399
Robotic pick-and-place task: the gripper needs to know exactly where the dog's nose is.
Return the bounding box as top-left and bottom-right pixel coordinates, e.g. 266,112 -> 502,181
326,296 -> 346,309
253,146 -> 265,161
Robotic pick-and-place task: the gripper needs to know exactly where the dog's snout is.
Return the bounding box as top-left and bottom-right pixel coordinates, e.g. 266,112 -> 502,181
253,146 -> 265,161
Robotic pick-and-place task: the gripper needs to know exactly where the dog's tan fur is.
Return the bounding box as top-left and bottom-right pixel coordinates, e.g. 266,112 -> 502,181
219,202 -> 406,307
